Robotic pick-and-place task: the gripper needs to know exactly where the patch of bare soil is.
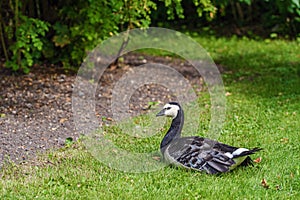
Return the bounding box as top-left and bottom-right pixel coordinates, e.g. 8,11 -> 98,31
0,53 -> 208,166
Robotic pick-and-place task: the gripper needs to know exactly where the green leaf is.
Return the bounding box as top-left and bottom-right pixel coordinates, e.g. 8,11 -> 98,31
65,137 -> 74,147
292,0 -> 300,8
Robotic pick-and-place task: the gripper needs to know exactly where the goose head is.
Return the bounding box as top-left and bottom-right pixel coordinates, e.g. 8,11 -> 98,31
156,102 -> 181,119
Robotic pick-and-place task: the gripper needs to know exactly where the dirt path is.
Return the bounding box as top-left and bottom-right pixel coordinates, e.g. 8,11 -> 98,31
0,54 -> 205,166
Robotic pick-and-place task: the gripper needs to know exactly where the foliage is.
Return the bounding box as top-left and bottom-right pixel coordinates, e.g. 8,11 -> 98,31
52,0 -> 157,68
0,0 -> 218,72
212,0 -> 300,37
51,0 -> 216,68
0,0 -> 299,73
263,0 -> 300,37
153,0 -> 300,38
5,16 -> 49,73
0,0 -> 49,73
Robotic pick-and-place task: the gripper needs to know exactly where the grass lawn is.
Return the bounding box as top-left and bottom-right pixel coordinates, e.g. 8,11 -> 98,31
1,35 -> 299,199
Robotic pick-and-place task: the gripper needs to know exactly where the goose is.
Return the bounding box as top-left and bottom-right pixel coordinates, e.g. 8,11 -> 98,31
156,102 -> 262,174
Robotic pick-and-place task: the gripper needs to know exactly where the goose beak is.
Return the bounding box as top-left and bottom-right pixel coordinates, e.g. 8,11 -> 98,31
156,109 -> 165,117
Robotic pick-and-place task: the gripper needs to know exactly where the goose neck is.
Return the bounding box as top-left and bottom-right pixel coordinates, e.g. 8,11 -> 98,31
160,109 -> 184,153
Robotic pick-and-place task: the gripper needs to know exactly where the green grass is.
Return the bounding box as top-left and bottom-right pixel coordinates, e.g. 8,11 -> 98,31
1,36 -> 300,199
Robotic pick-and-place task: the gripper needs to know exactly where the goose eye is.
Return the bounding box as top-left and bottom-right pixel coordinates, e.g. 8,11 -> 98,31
165,107 -> 171,110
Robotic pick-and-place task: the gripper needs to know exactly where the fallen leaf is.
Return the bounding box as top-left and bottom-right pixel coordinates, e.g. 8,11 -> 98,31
109,64 -> 117,71
225,92 -> 232,96
280,138 -> 289,143
60,118 -> 68,123
261,178 -> 269,189
152,156 -> 161,161
106,117 -> 113,121
253,157 -> 262,163
66,97 -> 71,102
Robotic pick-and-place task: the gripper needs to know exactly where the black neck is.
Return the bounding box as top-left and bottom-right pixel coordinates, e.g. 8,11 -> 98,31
160,109 -> 184,154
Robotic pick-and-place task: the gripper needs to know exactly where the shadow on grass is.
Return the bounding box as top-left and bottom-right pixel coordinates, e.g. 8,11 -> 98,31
218,51 -> 300,99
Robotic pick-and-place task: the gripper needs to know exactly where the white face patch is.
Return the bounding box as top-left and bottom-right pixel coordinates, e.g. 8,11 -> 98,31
163,103 -> 180,118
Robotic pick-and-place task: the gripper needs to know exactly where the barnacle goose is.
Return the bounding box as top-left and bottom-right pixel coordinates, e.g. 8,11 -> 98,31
156,102 -> 262,174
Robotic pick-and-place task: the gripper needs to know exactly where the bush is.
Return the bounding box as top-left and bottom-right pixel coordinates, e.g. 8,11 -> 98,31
0,0 -> 298,73
151,0 -> 300,38
5,16 -> 49,73
0,0 -> 218,73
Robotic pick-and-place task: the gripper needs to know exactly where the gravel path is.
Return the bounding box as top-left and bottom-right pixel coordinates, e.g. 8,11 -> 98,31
0,54 -> 205,166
